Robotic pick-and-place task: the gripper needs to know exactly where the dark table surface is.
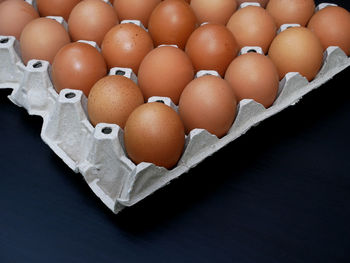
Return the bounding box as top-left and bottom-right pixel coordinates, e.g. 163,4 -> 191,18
1,1 -> 350,262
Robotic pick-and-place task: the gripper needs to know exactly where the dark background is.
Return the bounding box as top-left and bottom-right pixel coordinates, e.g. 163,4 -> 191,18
1,1 -> 350,262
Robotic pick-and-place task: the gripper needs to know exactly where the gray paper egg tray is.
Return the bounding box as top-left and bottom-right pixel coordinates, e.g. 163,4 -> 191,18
1,2 -> 350,214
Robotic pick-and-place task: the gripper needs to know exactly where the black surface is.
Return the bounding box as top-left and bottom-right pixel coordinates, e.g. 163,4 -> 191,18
1,1 -> 350,262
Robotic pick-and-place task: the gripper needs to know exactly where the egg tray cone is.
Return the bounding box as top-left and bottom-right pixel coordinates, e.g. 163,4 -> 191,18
1,32 -> 350,214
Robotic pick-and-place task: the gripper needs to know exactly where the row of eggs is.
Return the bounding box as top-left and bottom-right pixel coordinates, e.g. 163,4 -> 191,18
0,0 -> 350,169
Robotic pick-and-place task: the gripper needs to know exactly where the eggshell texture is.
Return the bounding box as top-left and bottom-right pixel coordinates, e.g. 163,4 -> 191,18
224,52 -> 279,108
124,102 -> 185,169
52,42 -> 107,97
20,18 -> 71,65
266,0 -> 315,28
179,75 -> 237,138
226,5 -> 277,54
308,6 -> 350,56
236,0 -> 269,8
68,0 -> 119,46
113,0 -> 161,28
0,0 -> 39,39
88,75 -> 144,128
101,23 -> 154,74
190,0 -> 237,25
148,0 -> 197,49
268,27 -> 324,81
36,0 -> 81,21
185,23 -> 239,76
138,46 -> 194,104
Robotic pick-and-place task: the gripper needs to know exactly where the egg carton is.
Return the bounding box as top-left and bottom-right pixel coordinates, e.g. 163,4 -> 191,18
1,3 -> 350,214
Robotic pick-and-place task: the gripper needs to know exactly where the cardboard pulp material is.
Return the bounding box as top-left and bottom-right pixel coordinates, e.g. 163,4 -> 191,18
1,3 -> 350,214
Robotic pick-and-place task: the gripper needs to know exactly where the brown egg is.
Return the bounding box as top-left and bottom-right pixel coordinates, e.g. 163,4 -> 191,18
0,0 -> 39,39
20,17 -> 70,65
101,23 -> 154,74
113,0 -> 161,28
268,26 -> 324,81
308,6 -> 350,56
138,46 -> 194,104
148,0 -> 197,49
190,0 -> 237,25
68,0 -> 119,46
236,0 -> 269,8
266,0 -> 315,28
179,75 -> 237,138
52,42 -> 107,96
226,5 -> 277,54
88,75 -> 144,128
224,52 -> 279,108
124,102 -> 185,169
36,0 -> 81,22
185,23 -> 239,76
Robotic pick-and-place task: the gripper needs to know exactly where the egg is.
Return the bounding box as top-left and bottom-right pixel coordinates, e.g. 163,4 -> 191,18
148,0 -> 197,49
36,0 -> 81,22
226,5 -> 277,54
266,0 -> 315,28
224,52 -> 279,108
51,42 -> 107,96
185,23 -> 239,77
20,17 -> 71,65
178,75 -> 237,138
236,0 -> 269,8
308,6 -> 350,56
190,0 -> 237,25
101,23 -> 154,74
0,0 -> 39,39
88,75 -> 144,128
138,46 -> 194,104
124,102 -> 185,169
268,26 -> 324,81
68,0 -> 119,46
113,0 -> 161,28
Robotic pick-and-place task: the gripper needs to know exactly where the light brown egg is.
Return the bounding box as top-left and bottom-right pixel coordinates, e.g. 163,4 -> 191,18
0,0 -> 39,39
88,75 -> 144,128
68,0 -> 119,46
36,0 -> 81,22
20,17 -> 70,65
266,0 -> 315,28
148,0 -> 197,49
113,0 -> 161,28
179,75 -> 237,138
101,23 -> 154,74
268,26 -> 324,81
308,6 -> 350,56
224,52 -> 279,108
185,23 -> 239,76
124,102 -> 185,169
52,42 -> 107,96
190,0 -> 237,25
236,0 -> 269,8
138,46 -> 194,104
226,5 -> 277,54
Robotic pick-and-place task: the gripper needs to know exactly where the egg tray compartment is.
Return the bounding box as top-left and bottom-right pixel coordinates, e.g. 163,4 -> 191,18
1,30 -> 350,213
